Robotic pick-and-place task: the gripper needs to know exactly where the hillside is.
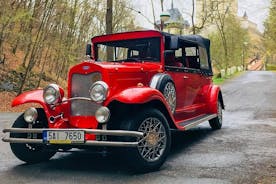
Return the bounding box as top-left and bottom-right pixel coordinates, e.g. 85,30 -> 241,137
0,46 -> 61,112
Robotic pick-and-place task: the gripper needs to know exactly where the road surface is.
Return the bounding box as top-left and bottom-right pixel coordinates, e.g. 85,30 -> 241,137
0,71 -> 276,184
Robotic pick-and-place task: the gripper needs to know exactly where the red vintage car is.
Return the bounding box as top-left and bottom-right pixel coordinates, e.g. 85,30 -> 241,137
2,30 -> 224,172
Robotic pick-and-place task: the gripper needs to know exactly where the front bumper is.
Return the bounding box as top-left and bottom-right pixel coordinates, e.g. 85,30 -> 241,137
2,128 -> 144,147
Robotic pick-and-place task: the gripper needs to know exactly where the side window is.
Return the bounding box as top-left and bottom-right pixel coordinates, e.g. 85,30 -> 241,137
199,46 -> 210,70
165,48 -> 184,68
185,47 -> 200,69
128,50 -> 139,58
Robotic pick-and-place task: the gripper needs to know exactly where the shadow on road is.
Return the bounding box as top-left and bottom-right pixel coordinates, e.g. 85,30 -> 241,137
8,126 -> 215,176
170,126 -> 214,156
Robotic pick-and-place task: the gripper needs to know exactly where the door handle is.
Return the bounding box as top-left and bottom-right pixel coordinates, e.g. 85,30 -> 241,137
183,76 -> 189,79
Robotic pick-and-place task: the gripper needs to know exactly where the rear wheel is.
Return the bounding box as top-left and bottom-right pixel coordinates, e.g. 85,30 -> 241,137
209,100 -> 223,130
120,108 -> 171,172
10,108 -> 56,163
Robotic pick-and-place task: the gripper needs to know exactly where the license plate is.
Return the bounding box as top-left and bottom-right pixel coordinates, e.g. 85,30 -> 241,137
43,130 -> 85,144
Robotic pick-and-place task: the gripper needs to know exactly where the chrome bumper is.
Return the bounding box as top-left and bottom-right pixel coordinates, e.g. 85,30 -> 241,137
2,128 -> 144,147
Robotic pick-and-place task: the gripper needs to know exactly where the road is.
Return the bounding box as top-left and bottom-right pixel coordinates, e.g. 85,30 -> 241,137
0,71 -> 276,184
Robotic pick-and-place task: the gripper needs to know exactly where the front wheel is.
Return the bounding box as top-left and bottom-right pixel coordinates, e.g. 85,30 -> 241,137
209,100 -> 223,130
120,108 -> 171,172
10,109 -> 56,163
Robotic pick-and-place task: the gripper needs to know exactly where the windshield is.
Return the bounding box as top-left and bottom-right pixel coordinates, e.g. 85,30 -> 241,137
95,37 -> 160,62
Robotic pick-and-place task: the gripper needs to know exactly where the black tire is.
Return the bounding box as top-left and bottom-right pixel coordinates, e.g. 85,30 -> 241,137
151,74 -> 176,113
209,100 -> 223,130
10,108 -> 56,163
120,108 -> 171,172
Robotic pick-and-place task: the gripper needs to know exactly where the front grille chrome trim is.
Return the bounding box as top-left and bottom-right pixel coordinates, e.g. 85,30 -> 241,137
62,97 -> 92,103
71,73 -> 102,116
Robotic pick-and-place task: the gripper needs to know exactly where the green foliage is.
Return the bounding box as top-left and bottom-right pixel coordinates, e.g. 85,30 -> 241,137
212,77 -> 225,85
209,14 -> 248,70
266,64 -> 276,71
264,0 -> 276,55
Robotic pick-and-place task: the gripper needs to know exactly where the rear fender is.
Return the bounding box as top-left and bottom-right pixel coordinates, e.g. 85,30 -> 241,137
208,85 -> 225,114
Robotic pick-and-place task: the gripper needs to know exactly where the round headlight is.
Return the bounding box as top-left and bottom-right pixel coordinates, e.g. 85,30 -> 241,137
24,107 -> 38,124
95,107 -> 110,123
43,84 -> 61,105
89,81 -> 109,103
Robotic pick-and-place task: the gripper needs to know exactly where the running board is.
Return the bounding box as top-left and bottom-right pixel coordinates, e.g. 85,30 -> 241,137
178,114 -> 217,130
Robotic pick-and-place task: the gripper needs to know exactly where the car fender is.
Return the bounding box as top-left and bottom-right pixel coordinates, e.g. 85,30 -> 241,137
12,89 -> 51,115
106,87 -> 169,105
207,85 -> 225,114
12,90 -> 70,127
105,86 -> 177,128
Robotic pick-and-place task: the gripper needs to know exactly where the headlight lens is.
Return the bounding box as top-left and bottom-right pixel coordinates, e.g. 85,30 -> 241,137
89,81 -> 109,103
43,84 -> 61,105
24,107 -> 38,124
95,106 -> 110,123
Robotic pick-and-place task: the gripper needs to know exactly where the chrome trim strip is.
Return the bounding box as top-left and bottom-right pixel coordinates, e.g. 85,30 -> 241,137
2,137 -> 138,147
62,97 -> 92,102
183,114 -> 217,130
2,137 -> 42,144
2,128 -> 144,137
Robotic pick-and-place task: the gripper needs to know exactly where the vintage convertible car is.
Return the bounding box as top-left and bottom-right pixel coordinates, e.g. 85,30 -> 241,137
2,30 -> 224,172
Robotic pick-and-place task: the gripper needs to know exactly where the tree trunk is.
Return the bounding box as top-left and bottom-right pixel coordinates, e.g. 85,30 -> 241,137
106,0 -> 113,61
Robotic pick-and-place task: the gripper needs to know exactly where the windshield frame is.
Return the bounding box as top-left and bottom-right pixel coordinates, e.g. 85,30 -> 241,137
94,37 -> 161,63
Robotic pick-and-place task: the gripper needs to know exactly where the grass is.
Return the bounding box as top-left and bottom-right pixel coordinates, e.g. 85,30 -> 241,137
212,77 -> 225,85
266,64 -> 276,71
213,71 -> 244,85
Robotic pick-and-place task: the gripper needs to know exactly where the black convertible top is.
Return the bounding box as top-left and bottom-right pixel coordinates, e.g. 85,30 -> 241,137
162,32 -> 210,49
162,32 -> 212,75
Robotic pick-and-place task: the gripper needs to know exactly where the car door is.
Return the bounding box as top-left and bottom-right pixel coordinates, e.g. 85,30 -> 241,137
164,46 -> 202,120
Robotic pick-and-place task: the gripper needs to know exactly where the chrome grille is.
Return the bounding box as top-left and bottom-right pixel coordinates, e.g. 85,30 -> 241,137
71,72 -> 101,116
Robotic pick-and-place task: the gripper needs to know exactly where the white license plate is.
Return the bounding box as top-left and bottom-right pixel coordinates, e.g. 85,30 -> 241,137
43,130 -> 85,144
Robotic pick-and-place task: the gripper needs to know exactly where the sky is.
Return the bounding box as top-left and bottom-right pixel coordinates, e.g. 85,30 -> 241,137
131,0 -> 270,32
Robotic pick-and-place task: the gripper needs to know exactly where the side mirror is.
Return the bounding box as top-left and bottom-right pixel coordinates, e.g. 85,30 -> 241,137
170,36 -> 179,50
86,44 -> 91,57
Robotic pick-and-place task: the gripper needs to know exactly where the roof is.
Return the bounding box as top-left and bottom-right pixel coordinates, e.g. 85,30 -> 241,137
91,30 -> 210,50
162,32 -> 210,49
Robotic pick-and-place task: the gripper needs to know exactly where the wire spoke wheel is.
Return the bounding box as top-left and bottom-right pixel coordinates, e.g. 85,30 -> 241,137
137,117 -> 167,162
163,82 -> 176,113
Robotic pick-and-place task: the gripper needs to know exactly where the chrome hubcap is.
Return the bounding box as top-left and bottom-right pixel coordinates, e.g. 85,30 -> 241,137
137,117 -> 167,162
163,82 -> 176,113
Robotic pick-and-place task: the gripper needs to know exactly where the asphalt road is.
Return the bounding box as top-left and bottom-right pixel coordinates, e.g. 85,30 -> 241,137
0,71 -> 276,184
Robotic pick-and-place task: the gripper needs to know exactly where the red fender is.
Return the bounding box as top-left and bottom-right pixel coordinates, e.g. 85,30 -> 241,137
12,89 -> 53,117
12,89 -> 47,109
208,85 -> 224,114
12,89 -> 70,128
106,87 -> 168,105
105,86 -> 176,125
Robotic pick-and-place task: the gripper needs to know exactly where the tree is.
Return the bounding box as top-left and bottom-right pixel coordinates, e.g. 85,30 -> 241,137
209,14 -> 248,70
264,0 -> 276,63
197,0 -> 248,71
0,0 -> 136,94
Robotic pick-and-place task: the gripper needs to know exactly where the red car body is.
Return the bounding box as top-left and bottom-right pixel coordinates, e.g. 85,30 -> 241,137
3,30 -> 224,171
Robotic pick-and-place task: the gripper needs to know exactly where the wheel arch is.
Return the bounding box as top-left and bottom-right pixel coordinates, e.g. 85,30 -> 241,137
208,85 -> 225,114
107,100 -> 177,130
218,90 -> 225,109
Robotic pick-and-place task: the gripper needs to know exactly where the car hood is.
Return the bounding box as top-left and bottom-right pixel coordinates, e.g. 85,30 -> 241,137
69,61 -> 162,74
